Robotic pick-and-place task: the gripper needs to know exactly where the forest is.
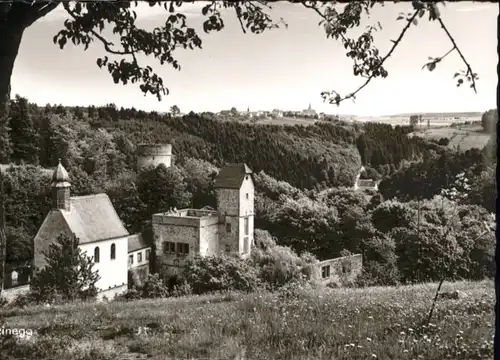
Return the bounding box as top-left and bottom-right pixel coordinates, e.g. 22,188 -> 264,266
0,95 -> 496,288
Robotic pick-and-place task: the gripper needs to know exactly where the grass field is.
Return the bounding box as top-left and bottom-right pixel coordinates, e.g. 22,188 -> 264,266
0,280 -> 493,360
247,116 -> 317,126
409,125 -> 491,151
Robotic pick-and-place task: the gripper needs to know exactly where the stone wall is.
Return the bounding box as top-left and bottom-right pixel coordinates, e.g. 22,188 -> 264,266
0,285 -> 30,303
312,254 -> 363,286
216,188 -> 240,216
199,222 -> 220,257
153,221 -> 200,276
98,284 -> 128,301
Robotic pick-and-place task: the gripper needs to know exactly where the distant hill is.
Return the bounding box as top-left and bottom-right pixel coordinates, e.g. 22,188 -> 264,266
383,112 -> 482,118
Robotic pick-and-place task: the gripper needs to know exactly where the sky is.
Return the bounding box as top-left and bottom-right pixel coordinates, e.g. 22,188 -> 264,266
11,1 -> 498,116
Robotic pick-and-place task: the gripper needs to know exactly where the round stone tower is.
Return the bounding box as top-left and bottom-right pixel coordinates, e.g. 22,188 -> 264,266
135,144 -> 173,172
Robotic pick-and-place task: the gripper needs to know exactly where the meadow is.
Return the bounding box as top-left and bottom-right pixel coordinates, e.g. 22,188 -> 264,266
408,124 -> 490,151
247,116 -> 317,126
0,280 -> 493,360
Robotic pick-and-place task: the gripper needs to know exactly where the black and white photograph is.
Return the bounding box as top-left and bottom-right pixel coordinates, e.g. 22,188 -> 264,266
0,1 -> 497,359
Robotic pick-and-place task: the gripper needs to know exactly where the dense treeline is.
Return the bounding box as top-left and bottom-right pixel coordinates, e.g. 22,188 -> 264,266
2,96 -> 436,191
0,96 -> 495,289
379,137 -> 496,212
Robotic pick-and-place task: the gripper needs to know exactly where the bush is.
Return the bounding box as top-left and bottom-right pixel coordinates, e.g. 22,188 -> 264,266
437,137 -> 450,146
371,200 -> 416,234
11,291 -> 41,308
141,274 -> 169,299
251,229 -> 318,290
170,281 -> 193,297
180,255 -> 261,295
115,287 -> 142,301
356,261 -> 400,287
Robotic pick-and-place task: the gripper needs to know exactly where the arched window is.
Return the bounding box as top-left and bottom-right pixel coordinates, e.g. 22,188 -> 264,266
94,247 -> 100,263
110,243 -> 116,260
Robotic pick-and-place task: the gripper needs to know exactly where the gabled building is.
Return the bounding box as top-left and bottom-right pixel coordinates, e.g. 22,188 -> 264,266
33,161 -> 141,300
152,163 -> 255,277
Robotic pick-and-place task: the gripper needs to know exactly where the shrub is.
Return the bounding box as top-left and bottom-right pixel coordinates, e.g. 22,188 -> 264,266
356,261 -> 400,287
180,255 -> 261,295
11,291 -> 42,308
170,281 -> 193,297
251,229 -> 318,289
437,137 -> 450,146
141,274 -> 169,299
115,287 -> 142,301
371,200 -> 416,233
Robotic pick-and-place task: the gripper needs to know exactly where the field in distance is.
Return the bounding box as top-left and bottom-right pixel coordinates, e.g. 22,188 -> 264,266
0,280 -> 493,360
244,116 -> 317,126
409,123 -> 491,151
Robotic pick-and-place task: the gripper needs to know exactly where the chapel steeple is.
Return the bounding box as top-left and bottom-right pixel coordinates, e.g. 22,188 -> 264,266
51,159 -> 71,211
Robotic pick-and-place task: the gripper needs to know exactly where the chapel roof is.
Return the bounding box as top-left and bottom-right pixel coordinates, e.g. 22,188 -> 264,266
59,194 -> 129,245
52,159 -> 70,183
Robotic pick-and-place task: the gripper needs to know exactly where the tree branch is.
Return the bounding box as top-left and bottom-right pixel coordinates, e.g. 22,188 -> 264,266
437,18 -> 477,93
234,6 -> 246,34
301,2 -> 348,43
63,4 -> 135,57
328,9 -> 419,105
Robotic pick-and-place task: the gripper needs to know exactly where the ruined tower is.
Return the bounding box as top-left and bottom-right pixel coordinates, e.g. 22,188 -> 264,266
135,144 -> 172,172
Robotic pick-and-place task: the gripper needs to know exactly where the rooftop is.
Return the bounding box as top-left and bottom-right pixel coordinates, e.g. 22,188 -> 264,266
52,160 -> 70,183
59,194 -> 130,244
128,233 -> 150,253
214,163 -> 252,189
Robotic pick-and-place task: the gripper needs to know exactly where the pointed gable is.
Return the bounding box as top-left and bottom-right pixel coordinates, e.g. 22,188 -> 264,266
60,194 -> 129,244
214,163 -> 252,189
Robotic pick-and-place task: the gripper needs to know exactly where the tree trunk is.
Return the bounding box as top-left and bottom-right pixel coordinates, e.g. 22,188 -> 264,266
0,18 -> 25,114
0,20 -> 26,295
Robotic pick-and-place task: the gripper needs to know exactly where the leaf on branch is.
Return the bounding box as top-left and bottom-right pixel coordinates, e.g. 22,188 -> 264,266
426,62 -> 436,71
412,19 -> 418,26
396,15 -> 404,20
58,37 -> 67,49
453,72 -> 460,78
